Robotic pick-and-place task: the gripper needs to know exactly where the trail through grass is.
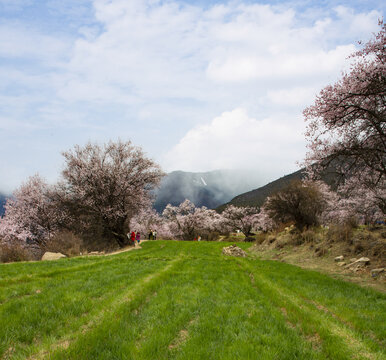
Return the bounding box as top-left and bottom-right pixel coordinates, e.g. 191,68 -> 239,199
1,241 -> 385,359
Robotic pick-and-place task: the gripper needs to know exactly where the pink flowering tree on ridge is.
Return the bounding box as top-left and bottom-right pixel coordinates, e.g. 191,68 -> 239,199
304,21 -> 385,220
0,175 -> 59,247
304,21 -> 385,187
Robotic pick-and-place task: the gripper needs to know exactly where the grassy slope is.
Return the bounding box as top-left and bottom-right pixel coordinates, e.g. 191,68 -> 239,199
0,241 -> 385,360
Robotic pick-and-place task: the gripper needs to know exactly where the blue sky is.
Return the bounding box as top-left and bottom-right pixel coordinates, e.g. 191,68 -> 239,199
0,0 -> 384,193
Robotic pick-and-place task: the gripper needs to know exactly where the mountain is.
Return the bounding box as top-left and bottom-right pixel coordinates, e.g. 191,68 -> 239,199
0,193 -> 7,217
216,170 -> 304,211
216,165 -> 341,212
153,170 -> 264,212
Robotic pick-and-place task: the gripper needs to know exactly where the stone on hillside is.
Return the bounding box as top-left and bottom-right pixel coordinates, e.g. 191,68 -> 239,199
350,258 -> 357,263
337,262 -> 346,267
356,257 -> 370,265
222,245 -> 247,258
88,251 -> 99,255
345,257 -> 370,271
42,252 -> 66,261
334,255 -> 344,262
370,268 -> 385,278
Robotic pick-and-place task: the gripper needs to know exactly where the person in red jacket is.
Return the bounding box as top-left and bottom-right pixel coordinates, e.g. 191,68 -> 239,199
130,231 -> 136,245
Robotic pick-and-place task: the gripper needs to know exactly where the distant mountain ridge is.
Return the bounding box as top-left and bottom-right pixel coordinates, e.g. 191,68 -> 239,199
216,164 -> 341,212
0,193 -> 7,217
0,166 -> 340,217
216,170 -> 304,211
0,170 -> 262,217
153,170 -> 263,212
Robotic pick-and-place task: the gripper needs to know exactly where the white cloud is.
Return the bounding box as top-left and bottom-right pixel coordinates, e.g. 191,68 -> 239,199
59,1 -> 380,101
266,86 -> 319,107
0,0 -> 383,191
163,108 -> 305,180
0,22 -> 71,62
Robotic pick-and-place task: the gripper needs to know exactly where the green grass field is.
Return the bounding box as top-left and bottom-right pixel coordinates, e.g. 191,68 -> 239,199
1,241 -> 385,360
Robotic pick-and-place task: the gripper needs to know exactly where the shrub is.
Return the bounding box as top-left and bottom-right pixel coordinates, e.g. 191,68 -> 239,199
45,231 -> 84,256
205,231 -> 220,241
264,180 -> 327,231
315,246 -> 328,257
327,223 -> 353,243
274,236 -> 289,249
300,229 -> 320,244
0,243 -> 31,263
267,234 -> 276,244
255,233 -> 266,244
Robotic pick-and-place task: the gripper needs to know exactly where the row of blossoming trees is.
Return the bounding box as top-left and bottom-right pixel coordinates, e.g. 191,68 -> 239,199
0,22 -> 385,258
0,141 -> 165,256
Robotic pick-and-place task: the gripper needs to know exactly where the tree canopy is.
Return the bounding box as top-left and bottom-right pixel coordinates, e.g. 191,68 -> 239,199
304,21 -> 385,189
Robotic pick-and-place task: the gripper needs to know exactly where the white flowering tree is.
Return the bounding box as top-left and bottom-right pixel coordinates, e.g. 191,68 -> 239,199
221,205 -> 259,238
58,140 -> 164,247
0,175 -> 59,247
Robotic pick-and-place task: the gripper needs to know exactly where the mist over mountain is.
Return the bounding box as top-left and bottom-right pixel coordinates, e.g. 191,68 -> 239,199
216,170 -> 304,211
216,164 -> 342,211
153,170 -> 264,212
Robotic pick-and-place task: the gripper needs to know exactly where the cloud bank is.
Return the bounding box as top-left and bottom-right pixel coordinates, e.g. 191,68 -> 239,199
0,0 -> 383,192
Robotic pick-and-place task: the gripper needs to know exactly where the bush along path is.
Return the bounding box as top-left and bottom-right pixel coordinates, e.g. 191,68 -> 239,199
0,241 -> 385,360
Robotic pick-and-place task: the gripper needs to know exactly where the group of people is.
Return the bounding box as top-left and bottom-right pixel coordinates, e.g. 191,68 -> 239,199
128,231 -> 141,245
127,229 -> 158,245
148,230 -> 157,240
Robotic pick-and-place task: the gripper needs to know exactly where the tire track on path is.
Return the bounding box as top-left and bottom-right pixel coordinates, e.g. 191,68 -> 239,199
0,245 -> 160,287
237,258 -> 384,360
28,254 -> 184,360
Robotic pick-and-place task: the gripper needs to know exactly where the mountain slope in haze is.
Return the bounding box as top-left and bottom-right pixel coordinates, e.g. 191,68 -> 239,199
153,170 -> 263,212
0,193 -> 7,217
216,170 -> 304,211
217,165 -> 341,212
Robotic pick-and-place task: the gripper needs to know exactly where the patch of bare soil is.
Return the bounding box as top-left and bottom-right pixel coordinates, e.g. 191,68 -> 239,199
79,240 -> 148,257
168,318 -> 198,350
105,242 -> 143,256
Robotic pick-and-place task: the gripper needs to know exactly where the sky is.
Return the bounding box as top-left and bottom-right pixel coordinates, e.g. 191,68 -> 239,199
0,0 -> 384,193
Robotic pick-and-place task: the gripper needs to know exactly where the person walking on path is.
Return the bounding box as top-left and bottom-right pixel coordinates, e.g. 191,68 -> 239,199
136,231 -> 141,245
153,230 -> 157,240
148,230 -> 153,240
130,231 -> 136,245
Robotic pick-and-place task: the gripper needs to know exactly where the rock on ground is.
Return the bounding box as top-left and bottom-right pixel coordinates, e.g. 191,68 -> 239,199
222,245 -> 247,258
42,252 -> 66,261
371,268 -> 385,278
345,257 -> 371,272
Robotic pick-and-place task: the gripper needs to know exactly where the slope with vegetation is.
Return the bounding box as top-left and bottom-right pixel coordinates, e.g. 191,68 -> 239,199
0,240 -> 385,360
251,225 -> 386,292
217,170 -> 304,211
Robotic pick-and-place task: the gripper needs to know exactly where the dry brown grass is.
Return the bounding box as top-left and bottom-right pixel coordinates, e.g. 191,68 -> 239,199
0,243 -> 32,263
251,226 -> 386,292
45,231 -> 84,257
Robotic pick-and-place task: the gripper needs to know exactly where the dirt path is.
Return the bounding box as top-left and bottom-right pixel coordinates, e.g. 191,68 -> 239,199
105,240 -> 148,256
